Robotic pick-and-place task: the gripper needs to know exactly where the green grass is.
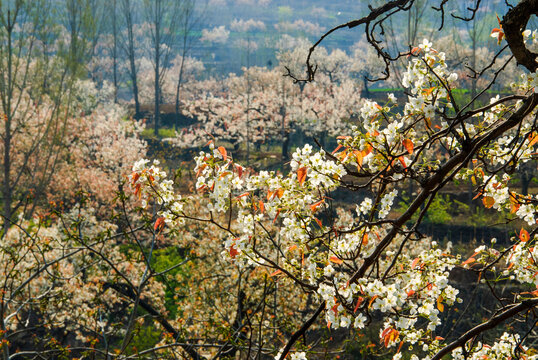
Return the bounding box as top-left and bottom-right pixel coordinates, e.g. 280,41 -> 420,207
141,127 -> 177,139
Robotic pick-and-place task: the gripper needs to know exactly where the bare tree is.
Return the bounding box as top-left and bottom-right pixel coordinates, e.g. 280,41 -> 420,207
143,0 -> 181,134
174,0 -> 203,130
119,0 -> 142,118
0,0 -> 91,234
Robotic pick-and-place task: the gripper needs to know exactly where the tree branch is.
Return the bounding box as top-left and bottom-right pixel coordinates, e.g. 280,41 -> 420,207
431,298 -> 538,360
502,0 -> 538,72
104,282 -> 207,360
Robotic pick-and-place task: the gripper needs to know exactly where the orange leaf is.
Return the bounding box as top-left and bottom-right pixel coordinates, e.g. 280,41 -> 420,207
217,146 -> 227,161
235,164 -> 244,178
482,196 -> 495,208
382,328 -> 399,348
363,144 -> 373,156
331,144 -> 343,155
472,191 -> 483,200
229,243 -> 238,258
529,133 -> 538,147
411,258 -> 420,269
276,188 -> 284,199
461,257 -> 476,266
381,327 -> 392,339
259,200 -> 265,213
362,232 -> 369,245
273,209 -> 281,224
196,163 -> 207,178
437,296 -> 444,312
267,190 -> 274,200
134,183 -> 141,198
384,335 -> 390,348
330,256 -> 343,264
310,199 -> 325,212
491,28 -> 505,44
331,303 -> 339,314
297,167 -> 307,186
398,156 -> 407,169
354,297 -> 364,313
354,150 -> 363,169
314,217 -> 323,228
154,217 -> 165,231
131,172 -> 140,185
270,269 -> 282,277
520,228 -> 530,242
368,295 -> 379,308
402,139 -> 414,154
510,193 -> 520,213
288,244 -> 298,252
337,149 -> 348,161
423,87 -> 436,96
521,289 -> 538,297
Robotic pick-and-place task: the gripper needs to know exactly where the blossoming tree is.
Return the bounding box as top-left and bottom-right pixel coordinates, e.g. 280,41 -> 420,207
130,0 -> 538,359
170,47 -> 363,161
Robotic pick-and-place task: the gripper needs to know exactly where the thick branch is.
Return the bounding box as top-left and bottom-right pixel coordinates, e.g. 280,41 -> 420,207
431,298 -> 538,360
502,0 -> 538,72
277,302 -> 325,360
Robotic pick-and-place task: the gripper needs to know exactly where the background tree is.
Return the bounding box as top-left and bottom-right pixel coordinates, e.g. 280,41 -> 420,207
174,0 -> 202,130
143,0 -> 181,134
0,0 -> 96,234
119,0 -> 142,118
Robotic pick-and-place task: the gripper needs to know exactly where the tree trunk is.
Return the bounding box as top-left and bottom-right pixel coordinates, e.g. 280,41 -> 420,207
362,76 -> 370,98
2,118 -> 11,236
153,1 -> 161,135
130,56 -> 141,119
282,133 -> 290,162
521,171 -> 532,196
174,53 -> 186,131
123,0 -> 141,119
2,27 -> 13,237
154,52 -> 160,135
112,0 -> 118,104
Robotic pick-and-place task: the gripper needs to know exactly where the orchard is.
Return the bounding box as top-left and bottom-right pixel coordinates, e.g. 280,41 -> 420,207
3,0 -> 538,359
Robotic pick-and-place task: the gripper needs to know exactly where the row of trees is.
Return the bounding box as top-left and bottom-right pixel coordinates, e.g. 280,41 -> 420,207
169,34 -> 521,164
